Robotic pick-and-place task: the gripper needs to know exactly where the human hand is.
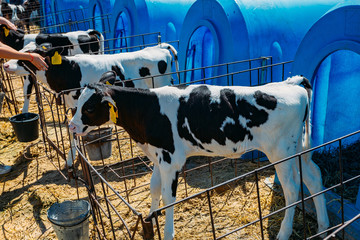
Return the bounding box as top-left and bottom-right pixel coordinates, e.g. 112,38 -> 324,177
0,17 -> 17,30
29,53 -> 48,71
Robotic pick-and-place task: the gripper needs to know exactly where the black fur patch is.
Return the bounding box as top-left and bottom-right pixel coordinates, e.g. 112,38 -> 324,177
25,75 -> 34,96
0,25 -> 25,50
112,65 -> 135,87
177,86 -> 272,146
162,150 -> 171,164
254,90 -> 277,110
158,60 -> 167,74
81,84 -> 175,154
44,57 -> 82,93
300,77 -> 312,90
35,34 -> 73,55
72,89 -> 82,100
171,171 -> 179,197
303,105 -> 308,122
78,34 -> 100,54
77,35 -> 92,53
81,91 -> 111,127
139,67 -> 150,77
111,65 -> 125,80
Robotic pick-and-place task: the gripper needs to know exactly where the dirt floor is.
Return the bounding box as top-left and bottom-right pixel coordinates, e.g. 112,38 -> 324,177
0,75 -> 347,240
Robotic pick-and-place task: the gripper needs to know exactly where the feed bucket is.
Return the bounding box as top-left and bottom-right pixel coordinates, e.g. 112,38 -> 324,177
0,92 -> 5,113
9,112 -> 39,142
82,127 -> 113,160
47,200 -> 90,240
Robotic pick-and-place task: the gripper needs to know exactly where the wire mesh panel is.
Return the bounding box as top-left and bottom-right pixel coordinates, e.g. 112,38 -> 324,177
39,13 -> 112,36
0,66 -> 21,116
32,80 -> 73,179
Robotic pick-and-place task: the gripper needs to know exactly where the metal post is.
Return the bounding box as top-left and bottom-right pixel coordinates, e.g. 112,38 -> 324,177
255,171 -> 264,239
206,190 -> 216,239
298,155 -> 307,239
339,139 -> 345,239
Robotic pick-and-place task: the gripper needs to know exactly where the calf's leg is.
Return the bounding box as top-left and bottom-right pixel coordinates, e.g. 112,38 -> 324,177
159,164 -> 180,240
274,159 -> 300,240
66,132 -> 77,167
22,75 -> 33,113
149,164 -> 162,220
301,153 -> 329,234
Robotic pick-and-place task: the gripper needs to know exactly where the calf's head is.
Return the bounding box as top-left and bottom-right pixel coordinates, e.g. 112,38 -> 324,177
3,44 -> 63,76
69,82 -> 117,136
0,24 -> 25,49
23,0 -> 40,13
1,2 -> 14,21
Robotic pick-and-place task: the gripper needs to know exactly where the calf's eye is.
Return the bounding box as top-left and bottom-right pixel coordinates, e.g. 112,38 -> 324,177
85,107 -> 95,113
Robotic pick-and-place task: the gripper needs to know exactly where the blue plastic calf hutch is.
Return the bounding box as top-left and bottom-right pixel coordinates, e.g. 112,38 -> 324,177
109,0 -> 195,52
292,1 -> 360,147
178,0 -> 339,85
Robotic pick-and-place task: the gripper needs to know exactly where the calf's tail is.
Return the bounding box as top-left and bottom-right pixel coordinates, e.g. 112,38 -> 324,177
88,29 -> 105,54
158,43 -> 180,83
286,75 -> 313,158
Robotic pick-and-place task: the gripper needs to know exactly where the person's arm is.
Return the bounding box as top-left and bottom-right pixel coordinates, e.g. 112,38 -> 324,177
0,42 -> 48,70
0,17 -> 17,30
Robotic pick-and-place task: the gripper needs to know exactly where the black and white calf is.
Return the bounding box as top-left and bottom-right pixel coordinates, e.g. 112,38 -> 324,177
1,1 -> 25,23
0,24 -> 104,54
1,0 -> 40,32
1,25 -> 105,113
4,43 -> 178,166
4,43 -> 177,110
68,76 -> 329,240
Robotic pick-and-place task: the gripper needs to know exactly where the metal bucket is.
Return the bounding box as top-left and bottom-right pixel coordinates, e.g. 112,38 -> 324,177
47,200 -> 90,240
9,112 -> 39,142
82,127 -> 113,160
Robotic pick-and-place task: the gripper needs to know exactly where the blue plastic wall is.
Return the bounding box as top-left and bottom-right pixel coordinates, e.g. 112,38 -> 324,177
54,0 -> 88,13
40,0 -> 57,33
292,1 -> 360,146
40,0 -> 89,33
109,0 -> 195,50
85,0 -> 114,41
87,0 -> 115,17
178,0 -> 339,85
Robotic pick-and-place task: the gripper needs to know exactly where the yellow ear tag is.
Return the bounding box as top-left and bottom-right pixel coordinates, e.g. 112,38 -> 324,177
108,103 -> 118,124
42,45 -> 47,50
51,51 -> 62,65
4,27 -> 9,37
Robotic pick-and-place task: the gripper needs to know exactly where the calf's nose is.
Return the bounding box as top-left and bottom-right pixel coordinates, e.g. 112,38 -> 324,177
68,122 -> 77,133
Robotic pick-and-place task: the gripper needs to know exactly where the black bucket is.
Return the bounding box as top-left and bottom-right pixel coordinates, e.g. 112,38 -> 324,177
9,112 -> 39,142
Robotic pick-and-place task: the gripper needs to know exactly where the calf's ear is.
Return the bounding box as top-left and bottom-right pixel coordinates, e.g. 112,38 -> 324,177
1,24 -> 9,37
17,28 -> 25,34
44,47 -> 64,65
101,95 -> 117,110
45,46 -> 65,57
99,71 -> 117,85
39,42 -> 52,50
101,95 -> 118,123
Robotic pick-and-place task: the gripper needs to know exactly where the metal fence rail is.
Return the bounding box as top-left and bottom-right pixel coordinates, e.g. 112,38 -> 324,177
39,14 -> 112,35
